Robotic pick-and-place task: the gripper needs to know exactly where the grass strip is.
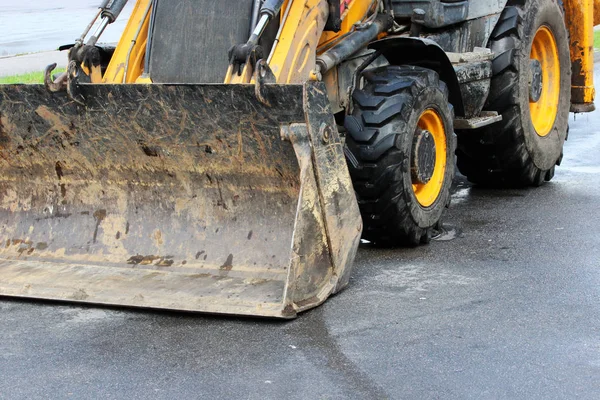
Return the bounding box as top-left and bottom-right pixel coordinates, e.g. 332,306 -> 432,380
0,69 -> 65,84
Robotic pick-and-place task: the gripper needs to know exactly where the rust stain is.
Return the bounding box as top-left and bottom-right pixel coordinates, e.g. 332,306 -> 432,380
156,258 -> 174,267
140,143 -> 160,157
93,209 -> 107,220
128,255 -> 160,265
11,239 -> 32,246
55,161 -> 64,180
127,254 -> 173,266
220,254 -> 234,272
12,239 -> 34,256
215,178 -> 228,210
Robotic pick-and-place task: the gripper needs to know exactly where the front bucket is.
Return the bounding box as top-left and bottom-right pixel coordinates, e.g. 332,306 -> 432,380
0,81 -> 361,318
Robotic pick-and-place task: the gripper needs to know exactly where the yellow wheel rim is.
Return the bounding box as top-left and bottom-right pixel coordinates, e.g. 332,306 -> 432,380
529,25 -> 560,137
412,109 -> 447,207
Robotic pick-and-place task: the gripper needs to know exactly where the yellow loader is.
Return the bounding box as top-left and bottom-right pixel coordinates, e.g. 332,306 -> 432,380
0,0 -> 597,318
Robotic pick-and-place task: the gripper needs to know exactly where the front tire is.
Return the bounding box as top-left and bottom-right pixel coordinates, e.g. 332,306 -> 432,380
456,0 -> 571,186
345,65 -> 456,246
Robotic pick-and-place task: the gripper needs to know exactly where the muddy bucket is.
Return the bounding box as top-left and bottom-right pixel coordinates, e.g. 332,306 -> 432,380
0,81 -> 361,318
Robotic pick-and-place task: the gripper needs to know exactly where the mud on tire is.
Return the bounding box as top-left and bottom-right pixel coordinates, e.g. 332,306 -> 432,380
345,65 -> 456,246
456,0 -> 571,186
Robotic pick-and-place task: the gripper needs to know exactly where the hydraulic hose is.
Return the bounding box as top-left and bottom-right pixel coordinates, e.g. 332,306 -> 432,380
316,14 -> 392,74
101,0 -> 129,23
87,0 -> 130,45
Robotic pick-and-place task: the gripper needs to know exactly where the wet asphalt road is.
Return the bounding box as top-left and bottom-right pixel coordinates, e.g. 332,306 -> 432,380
1,76 -> 600,400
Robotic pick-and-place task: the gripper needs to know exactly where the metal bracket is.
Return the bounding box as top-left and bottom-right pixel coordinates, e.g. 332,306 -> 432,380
454,111 -> 502,130
66,61 -> 86,106
254,59 -> 276,106
302,81 -> 362,292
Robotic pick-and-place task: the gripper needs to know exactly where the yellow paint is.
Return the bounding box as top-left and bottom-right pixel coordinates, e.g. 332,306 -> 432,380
90,65 -> 103,83
318,0 -> 377,51
267,0 -> 329,83
103,0 -> 152,83
530,26 -> 560,136
227,0 -> 330,84
135,75 -> 153,84
564,0 -> 595,105
225,62 -> 253,84
81,64 -> 103,83
412,109 -> 447,208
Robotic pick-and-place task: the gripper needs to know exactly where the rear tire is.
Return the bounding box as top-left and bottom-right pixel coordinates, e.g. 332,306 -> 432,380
345,65 -> 456,246
456,0 -> 571,186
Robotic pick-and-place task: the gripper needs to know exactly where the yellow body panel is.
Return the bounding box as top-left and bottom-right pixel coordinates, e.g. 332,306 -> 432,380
266,0 -> 329,83
102,0 -> 152,83
564,0 -> 596,107
81,64 -> 103,84
225,0 -> 330,84
318,0 -> 376,50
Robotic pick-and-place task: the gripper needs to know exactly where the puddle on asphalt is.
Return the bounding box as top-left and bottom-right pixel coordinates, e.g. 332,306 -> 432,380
432,223 -> 462,241
451,186 -> 471,204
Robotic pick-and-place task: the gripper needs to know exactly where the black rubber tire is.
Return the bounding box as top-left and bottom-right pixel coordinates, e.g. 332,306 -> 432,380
345,65 -> 456,246
456,0 -> 571,187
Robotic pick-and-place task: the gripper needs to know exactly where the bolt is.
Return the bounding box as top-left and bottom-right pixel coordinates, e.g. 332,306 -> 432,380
410,8 -> 426,37
411,129 -> 436,184
320,123 -> 332,144
529,59 -> 543,103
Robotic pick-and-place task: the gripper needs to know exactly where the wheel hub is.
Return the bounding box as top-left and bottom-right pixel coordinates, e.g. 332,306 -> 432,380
529,59 -> 543,103
529,25 -> 560,137
411,129 -> 436,185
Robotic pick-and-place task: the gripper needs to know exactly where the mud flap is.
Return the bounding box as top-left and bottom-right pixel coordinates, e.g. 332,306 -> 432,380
0,81 -> 361,318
